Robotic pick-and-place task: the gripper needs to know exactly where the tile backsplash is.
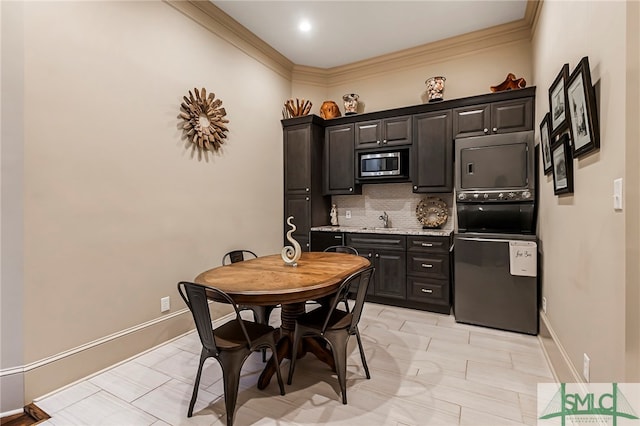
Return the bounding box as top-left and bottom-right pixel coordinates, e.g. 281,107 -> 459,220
332,183 -> 454,231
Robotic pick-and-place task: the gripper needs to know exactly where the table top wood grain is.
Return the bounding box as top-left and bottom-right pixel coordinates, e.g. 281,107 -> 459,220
194,252 -> 370,305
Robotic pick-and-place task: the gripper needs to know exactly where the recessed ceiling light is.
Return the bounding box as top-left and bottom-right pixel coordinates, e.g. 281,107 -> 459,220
299,20 -> 312,32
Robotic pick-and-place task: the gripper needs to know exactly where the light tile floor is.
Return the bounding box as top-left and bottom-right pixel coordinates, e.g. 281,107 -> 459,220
35,303 -> 555,425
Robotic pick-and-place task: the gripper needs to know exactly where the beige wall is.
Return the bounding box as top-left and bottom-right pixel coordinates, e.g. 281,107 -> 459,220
532,0 -> 631,381
292,39 -> 532,116
2,0 -> 289,403
625,0 -> 640,381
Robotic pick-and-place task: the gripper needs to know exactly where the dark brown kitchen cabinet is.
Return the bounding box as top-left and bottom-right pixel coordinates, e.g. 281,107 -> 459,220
412,110 -> 453,193
406,235 -> 452,314
283,116 -> 330,251
355,116 -> 412,149
323,124 -> 360,195
453,97 -> 533,138
310,230 -> 344,251
346,233 -> 406,300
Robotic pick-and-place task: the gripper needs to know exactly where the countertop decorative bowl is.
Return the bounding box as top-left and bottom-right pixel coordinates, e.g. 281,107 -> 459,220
416,197 -> 448,229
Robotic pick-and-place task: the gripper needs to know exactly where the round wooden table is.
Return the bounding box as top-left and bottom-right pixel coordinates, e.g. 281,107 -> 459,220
194,251 -> 370,389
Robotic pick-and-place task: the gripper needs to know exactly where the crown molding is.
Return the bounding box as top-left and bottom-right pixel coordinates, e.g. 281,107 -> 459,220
165,0 -> 542,87
164,0 -> 294,80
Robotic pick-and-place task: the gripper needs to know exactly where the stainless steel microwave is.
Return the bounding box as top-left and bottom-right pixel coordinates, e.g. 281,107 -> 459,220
357,149 -> 409,180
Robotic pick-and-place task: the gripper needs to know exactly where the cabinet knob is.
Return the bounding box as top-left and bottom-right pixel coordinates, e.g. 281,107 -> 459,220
492,127 -> 498,132
421,288 -> 434,294
368,253 -> 372,258
421,263 -> 434,268
306,243 -> 309,247
483,128 -> 489,134
305,197 -> 310,201
382,139 -> 387,144
349,187 -> 353,192
376,140 -> 381,145
305,187 -> 309,192
375,253 -> 379,258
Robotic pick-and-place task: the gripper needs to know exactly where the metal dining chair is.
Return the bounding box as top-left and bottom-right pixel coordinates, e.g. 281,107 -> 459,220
177,281 -> 285,426
222,249 -> 277,361
287,266 -> 374,404
314,245 -> 360,311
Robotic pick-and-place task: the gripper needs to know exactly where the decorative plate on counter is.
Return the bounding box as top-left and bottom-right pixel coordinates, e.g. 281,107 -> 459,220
416,197 -> 448,229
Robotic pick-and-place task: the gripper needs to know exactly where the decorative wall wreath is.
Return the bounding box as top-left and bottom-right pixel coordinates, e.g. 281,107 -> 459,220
179,87 -> 229,152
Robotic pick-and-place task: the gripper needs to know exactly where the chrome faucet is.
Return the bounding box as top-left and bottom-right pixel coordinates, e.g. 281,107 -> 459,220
379,211 -> 389,228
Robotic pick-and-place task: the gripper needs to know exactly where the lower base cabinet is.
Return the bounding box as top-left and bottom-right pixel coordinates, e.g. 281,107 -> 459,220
342,232 -> 452,313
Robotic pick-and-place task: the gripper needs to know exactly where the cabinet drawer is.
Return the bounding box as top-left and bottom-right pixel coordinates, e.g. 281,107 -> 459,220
407,253 -> 449,278
407,236 -> 450,253
346,234 -> 406,250
407,277 -> 449,305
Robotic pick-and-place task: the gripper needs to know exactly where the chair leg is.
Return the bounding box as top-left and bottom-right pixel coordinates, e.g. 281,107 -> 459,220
287,327 -> 304,385
252,306 -> 275,362
269,341 -> 286,396
188,350 -> 208,417
218,351 -> 248,426
325,331 -> 349,405
354,327 -> 371,379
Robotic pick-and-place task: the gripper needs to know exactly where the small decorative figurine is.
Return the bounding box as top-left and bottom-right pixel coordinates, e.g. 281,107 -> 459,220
330,204 -> 339,226
319,101 -> 342,119
490,73 -> 526,92
425,77 -> 446,102
342,93 -> 359,115
282,216 -> 302,266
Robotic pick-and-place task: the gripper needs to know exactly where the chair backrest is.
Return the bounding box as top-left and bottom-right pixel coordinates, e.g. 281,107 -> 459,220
323,245 -> 359,256
322,266 -> 374,334
177,281 -> 251,354
222,249 -> 257,266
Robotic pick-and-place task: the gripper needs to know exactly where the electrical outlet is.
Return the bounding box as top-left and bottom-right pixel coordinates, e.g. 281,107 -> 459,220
583,353 -> 590,382
161,296 -> 170,312
542,296 -> 547,314
345,210 -> 352,219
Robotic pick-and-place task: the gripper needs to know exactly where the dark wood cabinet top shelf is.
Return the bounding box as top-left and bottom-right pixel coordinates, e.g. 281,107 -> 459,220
281,87 -> 535,128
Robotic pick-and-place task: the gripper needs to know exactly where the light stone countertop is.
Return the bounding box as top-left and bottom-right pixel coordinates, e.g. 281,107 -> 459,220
311,225 -> 453,237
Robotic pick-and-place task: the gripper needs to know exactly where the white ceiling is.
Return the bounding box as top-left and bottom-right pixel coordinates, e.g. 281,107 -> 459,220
212,1 -> 529,69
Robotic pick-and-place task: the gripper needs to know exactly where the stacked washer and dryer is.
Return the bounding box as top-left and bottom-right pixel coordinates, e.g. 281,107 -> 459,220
453,131 -> 539,335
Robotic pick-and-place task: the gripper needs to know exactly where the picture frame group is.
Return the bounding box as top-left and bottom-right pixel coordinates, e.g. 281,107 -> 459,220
541,56 -> 600,195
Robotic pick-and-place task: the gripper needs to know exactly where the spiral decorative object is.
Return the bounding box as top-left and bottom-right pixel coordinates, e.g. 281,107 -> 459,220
281,216 -> 302,267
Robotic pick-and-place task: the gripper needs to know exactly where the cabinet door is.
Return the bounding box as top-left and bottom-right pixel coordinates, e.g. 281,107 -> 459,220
324,124 -> 357,195
452,104 -> 491,138
381,116 -> 412,146
284,195 -> 311,251
491,98 -> 533,133
354,120 -> 383,149
412,110 -> 453,192
284,125 -> 311,194
375,250 -> 406,299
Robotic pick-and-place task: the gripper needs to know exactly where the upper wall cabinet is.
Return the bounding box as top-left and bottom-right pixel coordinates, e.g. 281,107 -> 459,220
412,110 -> 453,193
355,116 -> 412,149
324,124 -> 361,195
452,97 -> 533,138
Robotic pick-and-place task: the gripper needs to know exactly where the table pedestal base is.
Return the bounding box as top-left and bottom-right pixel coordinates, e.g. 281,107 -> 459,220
257,302 -> 335,390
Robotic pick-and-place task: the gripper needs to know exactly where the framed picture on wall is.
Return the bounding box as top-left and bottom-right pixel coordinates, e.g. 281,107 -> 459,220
548,63 -> 571,139
567,56 -> 600,158
552,134 -> 574,195
539,113 -> 553,175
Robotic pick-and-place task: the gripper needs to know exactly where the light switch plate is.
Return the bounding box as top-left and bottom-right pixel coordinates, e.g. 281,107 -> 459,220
614,178 -> 623,210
